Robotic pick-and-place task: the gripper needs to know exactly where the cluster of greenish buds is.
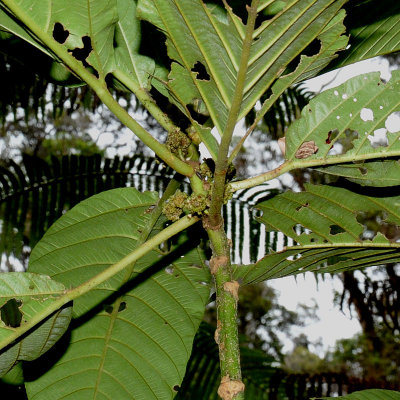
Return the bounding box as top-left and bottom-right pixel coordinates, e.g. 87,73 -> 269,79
166,128 -> 192,159
163,190 -> 210,222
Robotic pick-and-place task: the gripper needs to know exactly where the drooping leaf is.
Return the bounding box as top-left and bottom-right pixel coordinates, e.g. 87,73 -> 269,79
284,71 -> 400,165
317,389 -> 400,400
25,187 -> 211,399
328,0 -> 400,70
0,272 -> 72,377
234,183 -> 400,283
137,0 -> 348,144
234,246 -> 400,284
316,160 -> 400,187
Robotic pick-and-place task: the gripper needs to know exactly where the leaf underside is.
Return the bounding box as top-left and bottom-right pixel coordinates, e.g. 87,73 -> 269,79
0,273 -> 72,377
137,0 -> 348,154
234,183 -> 400,284
316,159 -> 400,187
25,188 -> 211,399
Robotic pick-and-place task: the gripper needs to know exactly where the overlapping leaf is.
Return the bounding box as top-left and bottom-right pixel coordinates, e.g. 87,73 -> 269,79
26,187 -> 211,399
234,184 -> 400,284
285,71 -> 400,165
137,0 -> 348,142
113,0 -> 167,90
328,0 -> 400,70
316,160 -> 400,187
0,273 -> 72,377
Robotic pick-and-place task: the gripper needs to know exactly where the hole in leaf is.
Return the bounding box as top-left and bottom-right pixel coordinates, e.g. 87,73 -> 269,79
367,128 -> 388,148
358,167 -> 368,175
118,302 -> 126,312
327,129 -> 358,156
191,61 -> 210,81
68,36 -> 99,78
283,38 -> 321,75
173,385 -> 180,392
295,203 -> 309,211
326,131 -> 333,144
53,22 -> 69,44
356,211 -> 400,242
360,108 -> 374,122
104,305 -> 113,314
165,266 -> 174,275
292,224 -> 304,235
68,36 -> 92,62
385,112 -> 400,133
329,225 -> 346,235
1,298 -> 23,328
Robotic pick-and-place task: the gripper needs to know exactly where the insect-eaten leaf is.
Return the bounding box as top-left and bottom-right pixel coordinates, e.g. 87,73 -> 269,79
0,273 -> 72,377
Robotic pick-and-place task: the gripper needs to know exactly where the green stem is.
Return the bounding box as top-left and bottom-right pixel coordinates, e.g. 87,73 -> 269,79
113,68 -> 178,133
208,0 -> 259,227
207,228 -> 244,400
228,161 -> 291,192
206,4 -> 260,399
2,0 -> 193,178
0,214 -> 199,351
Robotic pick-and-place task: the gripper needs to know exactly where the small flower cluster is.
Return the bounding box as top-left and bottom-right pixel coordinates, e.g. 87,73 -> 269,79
162,190 -> 210,221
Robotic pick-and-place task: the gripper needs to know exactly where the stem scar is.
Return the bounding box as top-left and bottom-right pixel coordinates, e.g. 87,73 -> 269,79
210,255 -> 229,275
218,375 -> 245,400
223,280 -> 240,301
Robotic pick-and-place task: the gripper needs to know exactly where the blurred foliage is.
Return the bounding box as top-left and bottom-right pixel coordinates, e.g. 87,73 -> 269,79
325,325 -> 400,390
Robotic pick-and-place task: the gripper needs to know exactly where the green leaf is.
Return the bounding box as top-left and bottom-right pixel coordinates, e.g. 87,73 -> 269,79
26,188 -> 211,399
256,184 -> 400,247
316,160 -> 400,187
0,0 -> 118,79
328,0 -> 400,70
137,0 -> 348,137
256,8 -> 348,124
285,71 -> 400,165
113,0 -> 165,90
234,247 -> 400,284
0,7 -> 52,57
316,389 -> 400,400
0,272 -> 72,377
233,183 -> 400,283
